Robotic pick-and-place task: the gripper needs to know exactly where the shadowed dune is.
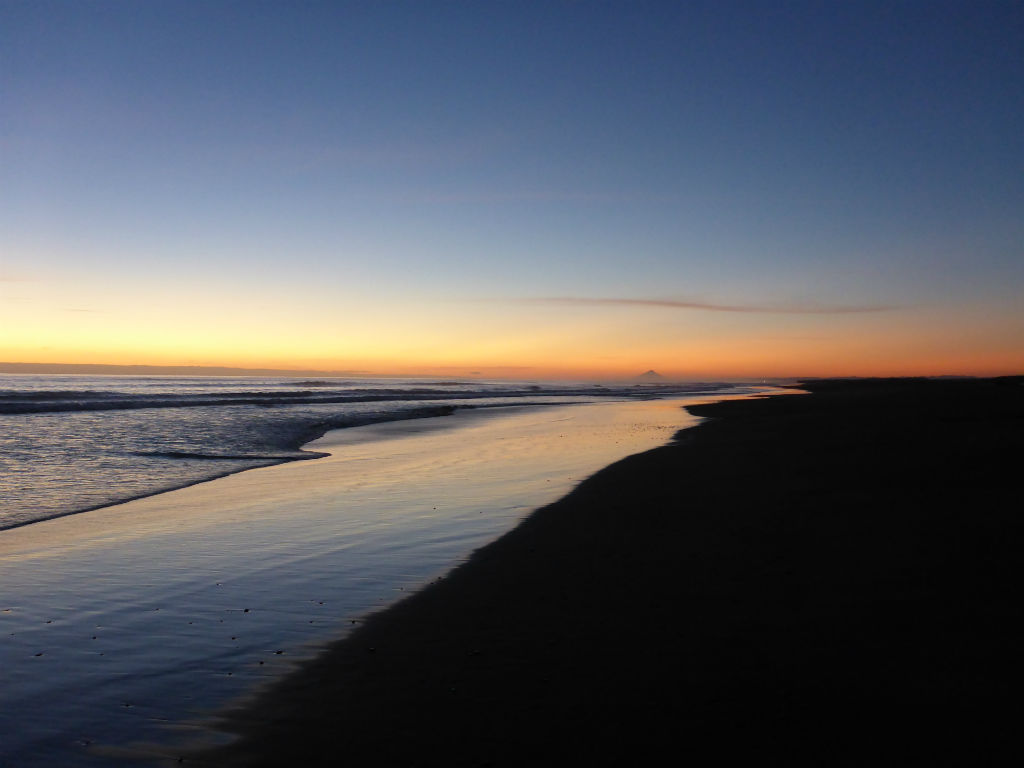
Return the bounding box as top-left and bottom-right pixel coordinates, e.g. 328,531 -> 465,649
194,377 -> 1023,766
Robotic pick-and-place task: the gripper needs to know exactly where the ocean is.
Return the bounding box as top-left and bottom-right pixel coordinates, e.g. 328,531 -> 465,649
0,374 -> 740,531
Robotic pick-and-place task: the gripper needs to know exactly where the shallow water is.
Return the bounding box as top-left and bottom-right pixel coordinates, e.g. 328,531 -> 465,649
0,374 -> 736,529
0,396 -> 734,767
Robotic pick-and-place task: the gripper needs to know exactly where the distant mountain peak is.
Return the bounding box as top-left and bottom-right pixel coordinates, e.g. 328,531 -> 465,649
637,370 -> 663,380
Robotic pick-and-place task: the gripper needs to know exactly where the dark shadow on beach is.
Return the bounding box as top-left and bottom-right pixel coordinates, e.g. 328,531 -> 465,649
192,377 -> 1022,766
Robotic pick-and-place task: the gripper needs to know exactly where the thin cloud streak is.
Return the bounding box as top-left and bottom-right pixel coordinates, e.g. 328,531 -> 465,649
528,297 -> 900,315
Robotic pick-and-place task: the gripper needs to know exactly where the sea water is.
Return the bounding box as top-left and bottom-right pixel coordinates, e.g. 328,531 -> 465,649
0,374 -> 737,530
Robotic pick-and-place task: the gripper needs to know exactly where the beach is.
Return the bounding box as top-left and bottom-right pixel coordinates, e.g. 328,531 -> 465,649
1,392 -> 733,767
195,377 -> 1022,766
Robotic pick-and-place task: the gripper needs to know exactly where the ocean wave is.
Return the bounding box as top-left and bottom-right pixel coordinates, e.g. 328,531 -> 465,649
0,382 -> 740,415
0,402 -> 463,531
133,451 -> 325,461
0,389 -> 124,400
0,391 -> 452,414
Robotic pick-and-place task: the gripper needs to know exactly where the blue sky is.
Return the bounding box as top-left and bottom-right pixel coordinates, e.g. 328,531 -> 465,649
2,1 -> 1022,377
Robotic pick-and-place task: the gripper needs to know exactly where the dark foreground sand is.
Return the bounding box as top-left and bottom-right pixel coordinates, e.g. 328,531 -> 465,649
196,378 -> 1022,766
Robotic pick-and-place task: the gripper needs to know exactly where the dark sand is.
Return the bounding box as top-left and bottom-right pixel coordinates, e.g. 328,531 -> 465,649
196,378 -> 1022,766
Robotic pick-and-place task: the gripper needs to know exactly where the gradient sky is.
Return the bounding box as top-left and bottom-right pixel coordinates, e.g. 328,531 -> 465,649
3,0 -> 1022,379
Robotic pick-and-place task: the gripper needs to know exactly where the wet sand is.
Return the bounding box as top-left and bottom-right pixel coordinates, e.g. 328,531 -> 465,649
1,398 -> 718,767
199,377 -> 1022,766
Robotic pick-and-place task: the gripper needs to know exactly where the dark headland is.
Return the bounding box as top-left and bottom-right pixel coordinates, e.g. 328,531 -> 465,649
194,377 -> 1022,766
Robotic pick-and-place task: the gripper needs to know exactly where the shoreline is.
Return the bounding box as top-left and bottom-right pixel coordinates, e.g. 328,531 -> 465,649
193,377 -> 1022,766
2,400 -> 599,533
0,404 -> 470,533
2,397 -> 713,767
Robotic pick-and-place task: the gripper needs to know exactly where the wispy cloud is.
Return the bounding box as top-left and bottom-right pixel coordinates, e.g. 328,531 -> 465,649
407,188 -> 617,205
526,297 -> 899,315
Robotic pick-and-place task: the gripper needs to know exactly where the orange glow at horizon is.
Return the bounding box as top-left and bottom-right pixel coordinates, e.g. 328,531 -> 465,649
2,272 -> 1020,380
4,328 -> 1021,381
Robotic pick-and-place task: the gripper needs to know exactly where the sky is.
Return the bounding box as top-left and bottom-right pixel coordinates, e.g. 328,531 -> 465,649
2,0 -> 1022,380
